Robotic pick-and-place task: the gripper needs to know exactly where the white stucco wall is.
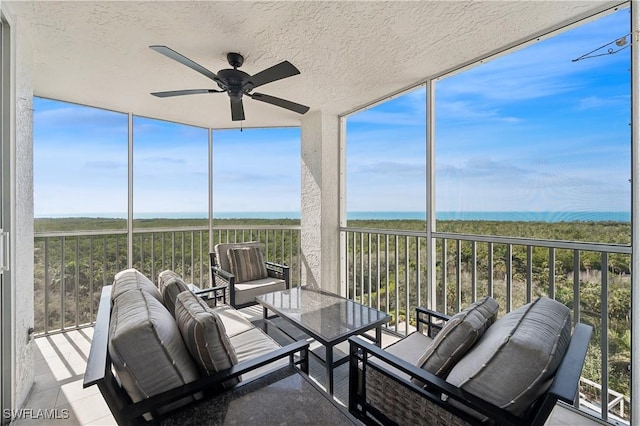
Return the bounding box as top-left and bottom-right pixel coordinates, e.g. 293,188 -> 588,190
300,111 -> 340,294
5,5 -> 35,410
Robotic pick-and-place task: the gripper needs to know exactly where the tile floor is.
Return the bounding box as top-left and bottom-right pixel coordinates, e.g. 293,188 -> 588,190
14,316 -> 603,426
15,328 -> 115,425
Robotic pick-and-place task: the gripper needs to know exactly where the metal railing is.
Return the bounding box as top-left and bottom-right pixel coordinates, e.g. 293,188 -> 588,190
580,377 -> 630,422
342,226 -> 632,424
33,225 -> 301,336
33,223 -> 631,423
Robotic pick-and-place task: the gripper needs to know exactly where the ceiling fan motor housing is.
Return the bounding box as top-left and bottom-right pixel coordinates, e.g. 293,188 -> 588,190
216,69 -> 252,100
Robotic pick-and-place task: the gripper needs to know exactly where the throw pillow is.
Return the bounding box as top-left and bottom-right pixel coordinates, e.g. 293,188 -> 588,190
157,270 -> 190,317
416,296 -> 499,378
157,269 -> 183,292
227,246 -> 268,283
174,291 -> 239,386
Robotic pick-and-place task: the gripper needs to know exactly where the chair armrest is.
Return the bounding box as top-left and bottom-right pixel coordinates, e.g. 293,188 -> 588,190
348,336 -> 522,426
193,284 -> 228,306
548,323 -> 592,403
193,284 -> 227,295
83,285 -> 113,388
265,261 -> 288,270
416,306 -> 451,337
212,265 -> 235,283
266,261 -> 290,287
122,339 -> 310,421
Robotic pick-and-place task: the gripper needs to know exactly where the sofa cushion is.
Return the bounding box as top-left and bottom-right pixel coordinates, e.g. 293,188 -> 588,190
446,297 -> 571,416
227,247 -> 268,283
174,292 -> 239,386
229,327 -> 286,382
234,277 -> 287,306
108,288 -> 199,414
214,241 -> 264,273
372,332 -> 434,382
111,268 -> 163,303
417,296 -> 499,377
157,270 -> 190,316
212,304 -> 256,338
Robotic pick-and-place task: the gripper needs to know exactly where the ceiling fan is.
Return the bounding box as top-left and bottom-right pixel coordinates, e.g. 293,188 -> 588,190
149,45 -> 310,121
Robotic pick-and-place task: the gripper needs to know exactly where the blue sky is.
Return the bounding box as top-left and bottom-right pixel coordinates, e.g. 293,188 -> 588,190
33,102 -> 301,217
34,7 -> 630,218
346,7 -> 630,215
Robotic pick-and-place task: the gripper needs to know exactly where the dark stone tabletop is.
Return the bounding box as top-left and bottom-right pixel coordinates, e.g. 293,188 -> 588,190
161,366 -> 359,426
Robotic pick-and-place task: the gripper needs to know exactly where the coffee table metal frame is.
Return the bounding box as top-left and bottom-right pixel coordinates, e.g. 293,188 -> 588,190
256,286 -> 391,396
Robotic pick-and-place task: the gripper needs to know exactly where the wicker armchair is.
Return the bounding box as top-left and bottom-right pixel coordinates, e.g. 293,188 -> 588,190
210,241 -> 290,309
349,305 -> 592,426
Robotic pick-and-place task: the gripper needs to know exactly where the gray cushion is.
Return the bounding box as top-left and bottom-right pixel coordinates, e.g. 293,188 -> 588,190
227,246 -> 268,283
158,269 -> 183,292
213,304 -> 256,338
157,270 -> 190,316
417,296 -> 499,377
446,297 -> 572,416
214,241 -> 264,273
373,332 -> 434,382
229,328 -> 286,382
234,277 -> 287,306
111,268 -> 163,303
108,289 -> 199,415
174,292 -> 239,386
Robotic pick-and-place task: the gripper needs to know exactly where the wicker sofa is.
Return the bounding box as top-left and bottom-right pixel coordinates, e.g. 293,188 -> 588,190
349,297 -> 592,426
83,268 -> 309,425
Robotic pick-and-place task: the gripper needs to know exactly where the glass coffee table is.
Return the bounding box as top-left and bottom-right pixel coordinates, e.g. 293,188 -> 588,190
256,286 -> 391,396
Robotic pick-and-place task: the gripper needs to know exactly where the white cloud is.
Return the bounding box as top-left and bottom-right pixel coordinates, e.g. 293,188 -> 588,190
84,160 -> 127,170
436,10 -> 630,120
577,95 -> 629,111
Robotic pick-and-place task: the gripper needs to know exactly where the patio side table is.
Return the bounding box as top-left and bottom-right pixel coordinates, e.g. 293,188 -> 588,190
256,286 -> 391,396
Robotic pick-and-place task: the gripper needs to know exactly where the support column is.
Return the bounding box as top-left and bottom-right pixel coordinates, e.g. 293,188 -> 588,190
208,128 -> 213,254
630,1 -> 639,422
300,111 -> 340,294
5,8 -> 35,412
127,113 -> 133,269
426,79 -> 437,310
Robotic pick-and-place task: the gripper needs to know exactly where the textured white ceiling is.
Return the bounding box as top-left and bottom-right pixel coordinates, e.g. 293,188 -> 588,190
5,1 -> 624,129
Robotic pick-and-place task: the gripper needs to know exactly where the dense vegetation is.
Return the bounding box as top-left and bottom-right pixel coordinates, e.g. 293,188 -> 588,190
35,217 -> 301,232
34,217 -> 631,417
347,218 -> 631,245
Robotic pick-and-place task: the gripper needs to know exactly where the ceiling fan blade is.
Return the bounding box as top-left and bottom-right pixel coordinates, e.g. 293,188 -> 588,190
248,61 -> 300,89
230,99 -> 245,121
151,89 -> 223,98
150,45 -> 221,84
249,92 -> 310,115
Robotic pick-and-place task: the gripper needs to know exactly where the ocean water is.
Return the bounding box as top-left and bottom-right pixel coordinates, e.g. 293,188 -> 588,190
435,211 -> 630,222
37,211 -> 631,222
349,211 -> 630,222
